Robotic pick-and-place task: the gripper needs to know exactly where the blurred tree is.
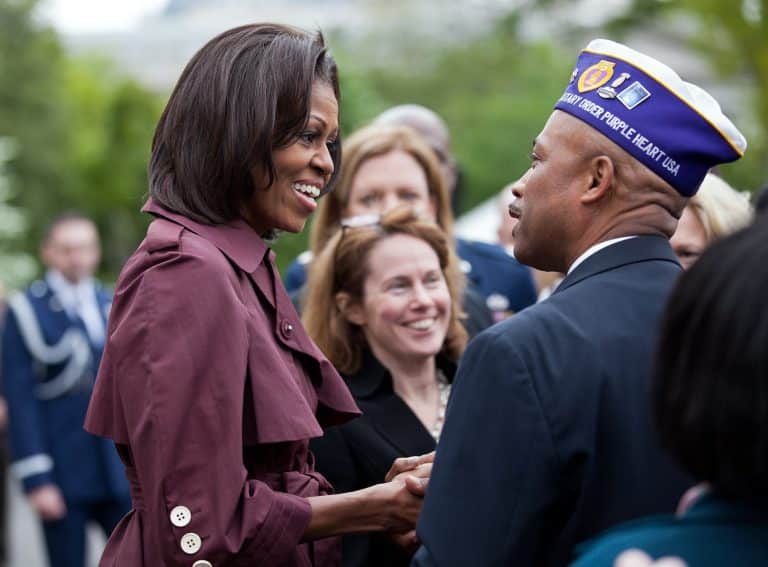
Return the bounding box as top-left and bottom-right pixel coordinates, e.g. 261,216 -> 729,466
666,0 -> 767,190
0,0 -> 70,277
0,137 -> 35,289
0,0 -> 163,282
59,57 -> 162,277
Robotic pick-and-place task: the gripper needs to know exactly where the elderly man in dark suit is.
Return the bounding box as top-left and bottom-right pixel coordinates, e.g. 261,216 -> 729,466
412,39 -> 747,567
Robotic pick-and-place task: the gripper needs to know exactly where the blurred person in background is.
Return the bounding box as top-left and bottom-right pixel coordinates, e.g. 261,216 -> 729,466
413,38 -> 747,567
83,24 -> 429,566
374,104 -> 537,318
287,123 -> 493,336
571,217 -> 768,567
2,213 -> 130,567
285,106 -> 537,323
305,207 -> 467,567
670,172 -> 752,270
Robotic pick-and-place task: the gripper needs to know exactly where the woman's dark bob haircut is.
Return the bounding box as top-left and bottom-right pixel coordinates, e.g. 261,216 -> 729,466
149,23 -> 341,224
653,217 -> 768,499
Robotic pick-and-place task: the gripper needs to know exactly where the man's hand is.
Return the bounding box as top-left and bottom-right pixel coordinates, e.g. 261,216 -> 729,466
28,484 -> 67,521
385,451 -> 435,482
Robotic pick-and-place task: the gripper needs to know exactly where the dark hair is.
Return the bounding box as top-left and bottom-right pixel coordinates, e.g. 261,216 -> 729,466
43,211 -> 97,245
149,23 -> 341,224
653,217 -> 768,498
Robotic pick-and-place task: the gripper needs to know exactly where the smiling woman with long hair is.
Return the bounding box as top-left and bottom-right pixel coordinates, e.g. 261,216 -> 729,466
304,207 -> 467,566
83,23 -> 427,566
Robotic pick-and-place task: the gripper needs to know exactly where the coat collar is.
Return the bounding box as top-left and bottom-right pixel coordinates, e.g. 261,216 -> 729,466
142,198 -> 269,274
345,350 -> 455,456
346,349 -> 457,399
555,235 -> 680,296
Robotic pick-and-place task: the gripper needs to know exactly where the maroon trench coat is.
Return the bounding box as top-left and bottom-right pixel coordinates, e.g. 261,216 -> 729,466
85,200 -> 360,566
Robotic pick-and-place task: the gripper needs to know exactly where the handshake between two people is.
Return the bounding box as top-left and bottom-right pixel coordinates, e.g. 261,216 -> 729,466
304,450 -> 435,549
378,451 -> 436,553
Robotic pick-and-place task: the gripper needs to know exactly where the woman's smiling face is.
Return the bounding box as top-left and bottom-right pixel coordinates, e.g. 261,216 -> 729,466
347,233 -> 450,365
245,81 -> 339,235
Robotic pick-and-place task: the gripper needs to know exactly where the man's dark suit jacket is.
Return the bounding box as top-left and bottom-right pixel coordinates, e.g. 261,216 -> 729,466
312,352 -> 456,567
413,236 -> 693,567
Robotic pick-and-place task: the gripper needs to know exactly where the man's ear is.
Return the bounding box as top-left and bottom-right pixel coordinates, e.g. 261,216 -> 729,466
581,155 -> 616,204
336,292 -> 365,326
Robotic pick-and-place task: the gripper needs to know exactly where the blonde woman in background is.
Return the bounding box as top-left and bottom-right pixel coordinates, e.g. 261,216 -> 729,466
670,173 -> 753,270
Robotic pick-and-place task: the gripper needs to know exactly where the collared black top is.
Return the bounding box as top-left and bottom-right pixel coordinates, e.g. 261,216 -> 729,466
311,350 -> 456,567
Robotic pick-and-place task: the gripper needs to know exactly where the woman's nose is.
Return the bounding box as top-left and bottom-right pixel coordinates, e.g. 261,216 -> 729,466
410,283 -> 434,307
312,144 -> 334,177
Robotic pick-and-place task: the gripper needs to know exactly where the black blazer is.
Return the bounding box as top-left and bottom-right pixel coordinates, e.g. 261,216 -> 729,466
311,352 -> 456,567
413,236 -> 693,567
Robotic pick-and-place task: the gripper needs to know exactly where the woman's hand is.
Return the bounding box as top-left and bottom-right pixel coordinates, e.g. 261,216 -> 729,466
385,451 -> 435,482
389,530 -> 420,555
305,473 -> 426,540
369,476 -> 426,534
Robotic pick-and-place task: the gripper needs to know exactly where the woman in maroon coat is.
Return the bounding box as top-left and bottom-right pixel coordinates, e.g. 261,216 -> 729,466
84,23 -> 427,566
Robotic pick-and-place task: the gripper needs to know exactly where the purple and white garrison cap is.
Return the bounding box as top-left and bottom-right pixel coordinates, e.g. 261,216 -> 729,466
554,38 -> 746,197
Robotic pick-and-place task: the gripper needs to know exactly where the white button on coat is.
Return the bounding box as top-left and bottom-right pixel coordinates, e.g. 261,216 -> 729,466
192,561 -> 213,567
180,532 -> 202,555
170,505 -> 192,527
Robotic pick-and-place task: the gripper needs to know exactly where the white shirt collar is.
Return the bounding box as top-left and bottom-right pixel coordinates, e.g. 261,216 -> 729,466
566,236 -> 637,275
45,270 -> 105,344
45,270 -> 94,313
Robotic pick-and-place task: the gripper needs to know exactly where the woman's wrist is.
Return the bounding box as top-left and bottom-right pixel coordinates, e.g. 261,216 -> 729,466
303,485 -> 390,541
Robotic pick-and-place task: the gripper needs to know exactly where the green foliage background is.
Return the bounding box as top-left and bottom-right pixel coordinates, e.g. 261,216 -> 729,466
0,0 -> 765,283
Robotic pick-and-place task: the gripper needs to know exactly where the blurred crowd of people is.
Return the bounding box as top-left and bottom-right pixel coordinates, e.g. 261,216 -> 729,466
0,22 -> 767,567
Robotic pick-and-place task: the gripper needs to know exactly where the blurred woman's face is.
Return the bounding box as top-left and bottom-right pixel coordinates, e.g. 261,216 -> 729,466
245,81 -> 338,234
344,150 -> 437,221
671,205 -> 707,270
347,234 -> 450,365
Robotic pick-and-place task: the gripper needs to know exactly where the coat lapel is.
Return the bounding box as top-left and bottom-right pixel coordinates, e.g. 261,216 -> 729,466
360,394 -> 437,457
347,352 -> 454,457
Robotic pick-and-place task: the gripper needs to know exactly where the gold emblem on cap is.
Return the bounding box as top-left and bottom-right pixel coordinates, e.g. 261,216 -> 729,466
577,60 -> 615,93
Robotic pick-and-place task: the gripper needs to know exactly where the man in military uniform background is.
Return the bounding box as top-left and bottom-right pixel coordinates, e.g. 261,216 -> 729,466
2,213 -> 129,567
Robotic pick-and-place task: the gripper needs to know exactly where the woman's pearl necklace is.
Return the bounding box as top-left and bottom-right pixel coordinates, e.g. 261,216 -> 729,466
429,369 -> 451,441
